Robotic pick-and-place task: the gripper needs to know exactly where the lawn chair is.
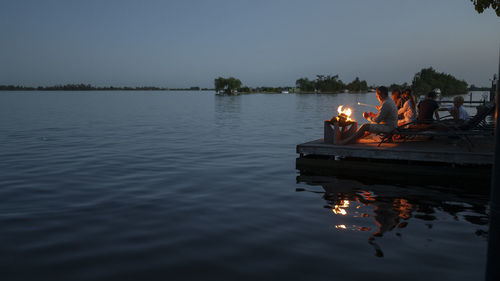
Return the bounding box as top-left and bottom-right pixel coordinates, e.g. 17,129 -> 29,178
377,102 -> 495,149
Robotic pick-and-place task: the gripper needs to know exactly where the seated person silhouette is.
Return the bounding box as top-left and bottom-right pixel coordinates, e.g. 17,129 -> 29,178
391,89 -> 403,110
340,86 -> 398,145
439,95 -> 469,123
397,89 -> 417,127
417,91 -> 440,123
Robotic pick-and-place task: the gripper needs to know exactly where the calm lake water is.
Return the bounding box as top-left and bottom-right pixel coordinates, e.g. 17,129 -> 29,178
0,91 -> 490,281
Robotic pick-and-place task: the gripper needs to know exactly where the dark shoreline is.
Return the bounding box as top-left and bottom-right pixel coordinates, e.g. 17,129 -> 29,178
0,86 -> 213,91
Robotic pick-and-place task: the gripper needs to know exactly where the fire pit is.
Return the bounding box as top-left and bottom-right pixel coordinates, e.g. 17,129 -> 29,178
324,106 -> 358,144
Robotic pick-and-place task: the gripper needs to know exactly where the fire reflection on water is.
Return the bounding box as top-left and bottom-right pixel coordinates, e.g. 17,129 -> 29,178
331,193 -> 414,236
323,187 -> 420,257
332,200 -> 349,215
297,174 -> 489,259
358,190 -> 376,201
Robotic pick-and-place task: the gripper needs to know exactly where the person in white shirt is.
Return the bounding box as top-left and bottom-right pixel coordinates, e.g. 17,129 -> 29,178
397,89 -> 417,126
439,96 -> 469,122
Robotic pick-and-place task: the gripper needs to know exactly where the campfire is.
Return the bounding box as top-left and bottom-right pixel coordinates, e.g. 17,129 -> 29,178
324,105 -> 358,144
328,105 -> 355,126
337,105 -> 353,122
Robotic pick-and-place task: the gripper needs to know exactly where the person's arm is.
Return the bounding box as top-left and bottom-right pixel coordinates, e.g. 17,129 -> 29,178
461,107 -> 470,121
371,103 -> 388,124
439,104 -> 455,112
363,112 -> 376,120
434,109 -> 440,121
398,102 -> 406,115
449,107 -> 459,120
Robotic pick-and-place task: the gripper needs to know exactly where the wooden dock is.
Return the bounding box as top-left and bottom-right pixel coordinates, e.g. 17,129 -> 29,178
297,135 -> 494,166
296,135 -> 494,185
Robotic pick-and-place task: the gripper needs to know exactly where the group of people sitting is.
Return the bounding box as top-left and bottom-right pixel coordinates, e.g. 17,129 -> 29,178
340,86 -> 470,145
392,88 -> 469,125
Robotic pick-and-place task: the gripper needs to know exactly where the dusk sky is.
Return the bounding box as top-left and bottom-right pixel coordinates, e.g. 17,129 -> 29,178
1,0 -> 499,88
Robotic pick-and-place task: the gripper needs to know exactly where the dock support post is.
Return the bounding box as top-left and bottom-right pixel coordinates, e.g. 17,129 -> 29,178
486,47 -> 500,281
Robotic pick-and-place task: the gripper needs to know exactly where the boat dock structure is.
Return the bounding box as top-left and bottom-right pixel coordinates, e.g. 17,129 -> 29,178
297,136 -> 493,165
296,135 -> 494,185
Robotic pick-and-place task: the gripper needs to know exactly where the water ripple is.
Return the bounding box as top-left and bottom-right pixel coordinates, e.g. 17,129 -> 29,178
0,91 -> 489,281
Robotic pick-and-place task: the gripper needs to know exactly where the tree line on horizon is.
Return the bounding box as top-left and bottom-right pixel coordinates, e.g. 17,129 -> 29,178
213,67 -> 472,96
296,75 -> 369,93
0,67 -> 477,96
295,67 -> 469,96
0,84 -> 216,91
215,77 -> 295,94
0,84 -> 169,91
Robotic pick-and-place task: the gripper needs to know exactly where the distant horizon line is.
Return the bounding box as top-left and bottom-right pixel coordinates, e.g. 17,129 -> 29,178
0,82 -> 493,91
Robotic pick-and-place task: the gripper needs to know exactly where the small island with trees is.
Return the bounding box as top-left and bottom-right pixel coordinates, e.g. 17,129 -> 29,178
214,77 -> 243,95
295,75 -> 369,93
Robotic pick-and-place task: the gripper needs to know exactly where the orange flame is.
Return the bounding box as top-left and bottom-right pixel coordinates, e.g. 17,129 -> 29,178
333,200 -> 350,215
337,105 -> 354,121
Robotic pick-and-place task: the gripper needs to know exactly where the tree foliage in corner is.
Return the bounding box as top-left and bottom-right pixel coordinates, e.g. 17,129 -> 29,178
214,77 -> 242,94
412,67 -> 468,96
470,0 -> 500,16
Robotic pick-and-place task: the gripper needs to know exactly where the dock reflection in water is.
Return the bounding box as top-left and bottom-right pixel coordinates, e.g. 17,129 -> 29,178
296,173 -> 489,259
